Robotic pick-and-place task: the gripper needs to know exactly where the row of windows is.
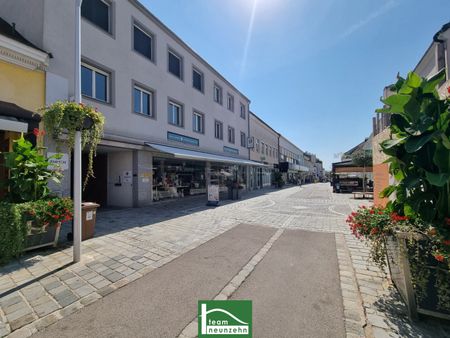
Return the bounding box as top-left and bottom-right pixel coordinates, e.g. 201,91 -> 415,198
253,139 -> 278,159
213,121 -> 246,147
81,62 -> 246,148
82,0 -> 247,119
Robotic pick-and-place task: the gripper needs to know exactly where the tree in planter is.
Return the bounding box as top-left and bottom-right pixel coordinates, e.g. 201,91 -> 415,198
377,70 -> 450,264
351,149 -> 372,192
348,70 -> 450,316
40,101 -> 105,188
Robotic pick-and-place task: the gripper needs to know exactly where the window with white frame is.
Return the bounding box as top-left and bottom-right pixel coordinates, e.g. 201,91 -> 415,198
227,94 -> 234,111
240,103 -> 246,119
168,50 -> 182,79
240,132 -> 246,147
133,24 -> 153,61
228,126 -> 235,144
133,85 -> 153,117
168,101 -> 183,127
214,121 -> 223,140
193,111 -> 204,133
192,68 -> 203,92
256,139 -> 260,152
81,0 -> 111,33
81,63 -> 109,102
214,84 -> 223,105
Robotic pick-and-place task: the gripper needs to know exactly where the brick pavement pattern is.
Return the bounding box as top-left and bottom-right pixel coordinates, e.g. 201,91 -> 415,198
0,184 -> 449,337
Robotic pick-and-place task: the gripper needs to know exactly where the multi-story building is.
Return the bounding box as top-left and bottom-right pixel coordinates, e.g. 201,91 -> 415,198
0,17 -> 49,198
248,112 -> 279,189
0,0 -> 267,207
278,135 -> 308,184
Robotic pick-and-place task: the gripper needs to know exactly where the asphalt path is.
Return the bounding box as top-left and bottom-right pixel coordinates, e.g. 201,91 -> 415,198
32,224 -> 276,338
231,229 -> 345,338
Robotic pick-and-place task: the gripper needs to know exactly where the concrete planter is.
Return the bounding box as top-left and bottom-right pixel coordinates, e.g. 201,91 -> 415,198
24,221 -> 61,251
386,232 -> 450,321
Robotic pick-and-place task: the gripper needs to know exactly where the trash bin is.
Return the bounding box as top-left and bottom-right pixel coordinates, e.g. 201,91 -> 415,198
82,202 -> 100,240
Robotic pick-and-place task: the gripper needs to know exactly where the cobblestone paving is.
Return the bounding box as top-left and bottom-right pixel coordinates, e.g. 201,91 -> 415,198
1,184 -> 449,337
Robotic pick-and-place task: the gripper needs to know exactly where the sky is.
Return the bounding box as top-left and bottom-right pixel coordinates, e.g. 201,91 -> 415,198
143,0 -> 450,170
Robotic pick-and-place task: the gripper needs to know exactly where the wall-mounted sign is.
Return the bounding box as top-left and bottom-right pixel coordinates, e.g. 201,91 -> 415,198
223,146 -> 239,155
167,131 -> 199,146
48,153 -> 69,170
123,171 -> 132,183
247,136 -> 254,148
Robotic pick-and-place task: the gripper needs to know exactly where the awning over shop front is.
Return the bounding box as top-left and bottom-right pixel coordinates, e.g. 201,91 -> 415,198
145,142 -> 267,166
0,101 -> 41,133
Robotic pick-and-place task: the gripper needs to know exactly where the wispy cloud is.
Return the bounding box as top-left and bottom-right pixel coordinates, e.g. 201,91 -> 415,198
239,0 -> 259,78
339,0 -> 399,39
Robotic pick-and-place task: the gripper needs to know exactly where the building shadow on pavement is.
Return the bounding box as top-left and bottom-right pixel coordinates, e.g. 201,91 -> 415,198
372,286 -> 450,337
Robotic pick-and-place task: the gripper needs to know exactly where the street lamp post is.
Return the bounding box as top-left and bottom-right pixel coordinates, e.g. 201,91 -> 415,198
73,0 -> 83,263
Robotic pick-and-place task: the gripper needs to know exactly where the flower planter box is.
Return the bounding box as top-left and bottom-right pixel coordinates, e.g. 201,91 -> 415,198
23,221 -> 61,251
386,232 -> 450,321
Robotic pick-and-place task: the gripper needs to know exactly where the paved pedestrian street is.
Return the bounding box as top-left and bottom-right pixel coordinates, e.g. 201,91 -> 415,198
0,184 -> 449,337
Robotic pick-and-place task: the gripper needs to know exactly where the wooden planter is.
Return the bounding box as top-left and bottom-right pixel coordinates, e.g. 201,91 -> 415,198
385,232 -> 450,321
24,221 -> 61,251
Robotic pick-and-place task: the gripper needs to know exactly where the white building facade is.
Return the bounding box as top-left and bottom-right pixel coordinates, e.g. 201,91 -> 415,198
248,112 -> 279,189
0,0 -> 262,207
278,135 -> 309,184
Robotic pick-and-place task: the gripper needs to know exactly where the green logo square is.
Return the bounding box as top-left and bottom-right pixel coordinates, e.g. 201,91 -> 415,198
198,300 -> 252,337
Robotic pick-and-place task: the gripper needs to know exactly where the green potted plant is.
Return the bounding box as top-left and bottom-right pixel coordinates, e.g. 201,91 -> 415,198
40,101 -> 105,187
273,171 -> 284,188
2,135 -> 73,252
350,70 -> 450,320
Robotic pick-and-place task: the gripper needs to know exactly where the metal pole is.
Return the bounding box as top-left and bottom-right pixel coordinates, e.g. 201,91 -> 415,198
73,0 -> 83,263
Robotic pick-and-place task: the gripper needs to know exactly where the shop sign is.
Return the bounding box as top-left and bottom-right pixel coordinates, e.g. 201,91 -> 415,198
223,146 -> 239,155
48,152 -> 69,171
167,131 -> 199,146
207,185 -> 219,204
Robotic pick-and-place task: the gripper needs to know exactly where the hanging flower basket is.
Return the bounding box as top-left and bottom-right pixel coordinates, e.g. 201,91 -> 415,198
40,101 -> 105,187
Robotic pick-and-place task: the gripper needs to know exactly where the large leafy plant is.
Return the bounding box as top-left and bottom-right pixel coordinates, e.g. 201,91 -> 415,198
2,136 -> 62,203
377,70 -> 450,262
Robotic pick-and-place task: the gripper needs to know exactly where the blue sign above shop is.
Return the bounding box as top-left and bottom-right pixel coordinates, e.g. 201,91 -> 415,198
223,146 -> 239,155
167,132 -> 199,146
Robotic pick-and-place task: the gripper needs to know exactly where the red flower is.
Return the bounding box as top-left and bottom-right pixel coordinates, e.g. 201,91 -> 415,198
33,128 -> 40,137
447,86 -> 450,94
434,254 -> 445,262
370,227 -> 379,235
369,210 -> 375,215
443,240 -> 450,246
